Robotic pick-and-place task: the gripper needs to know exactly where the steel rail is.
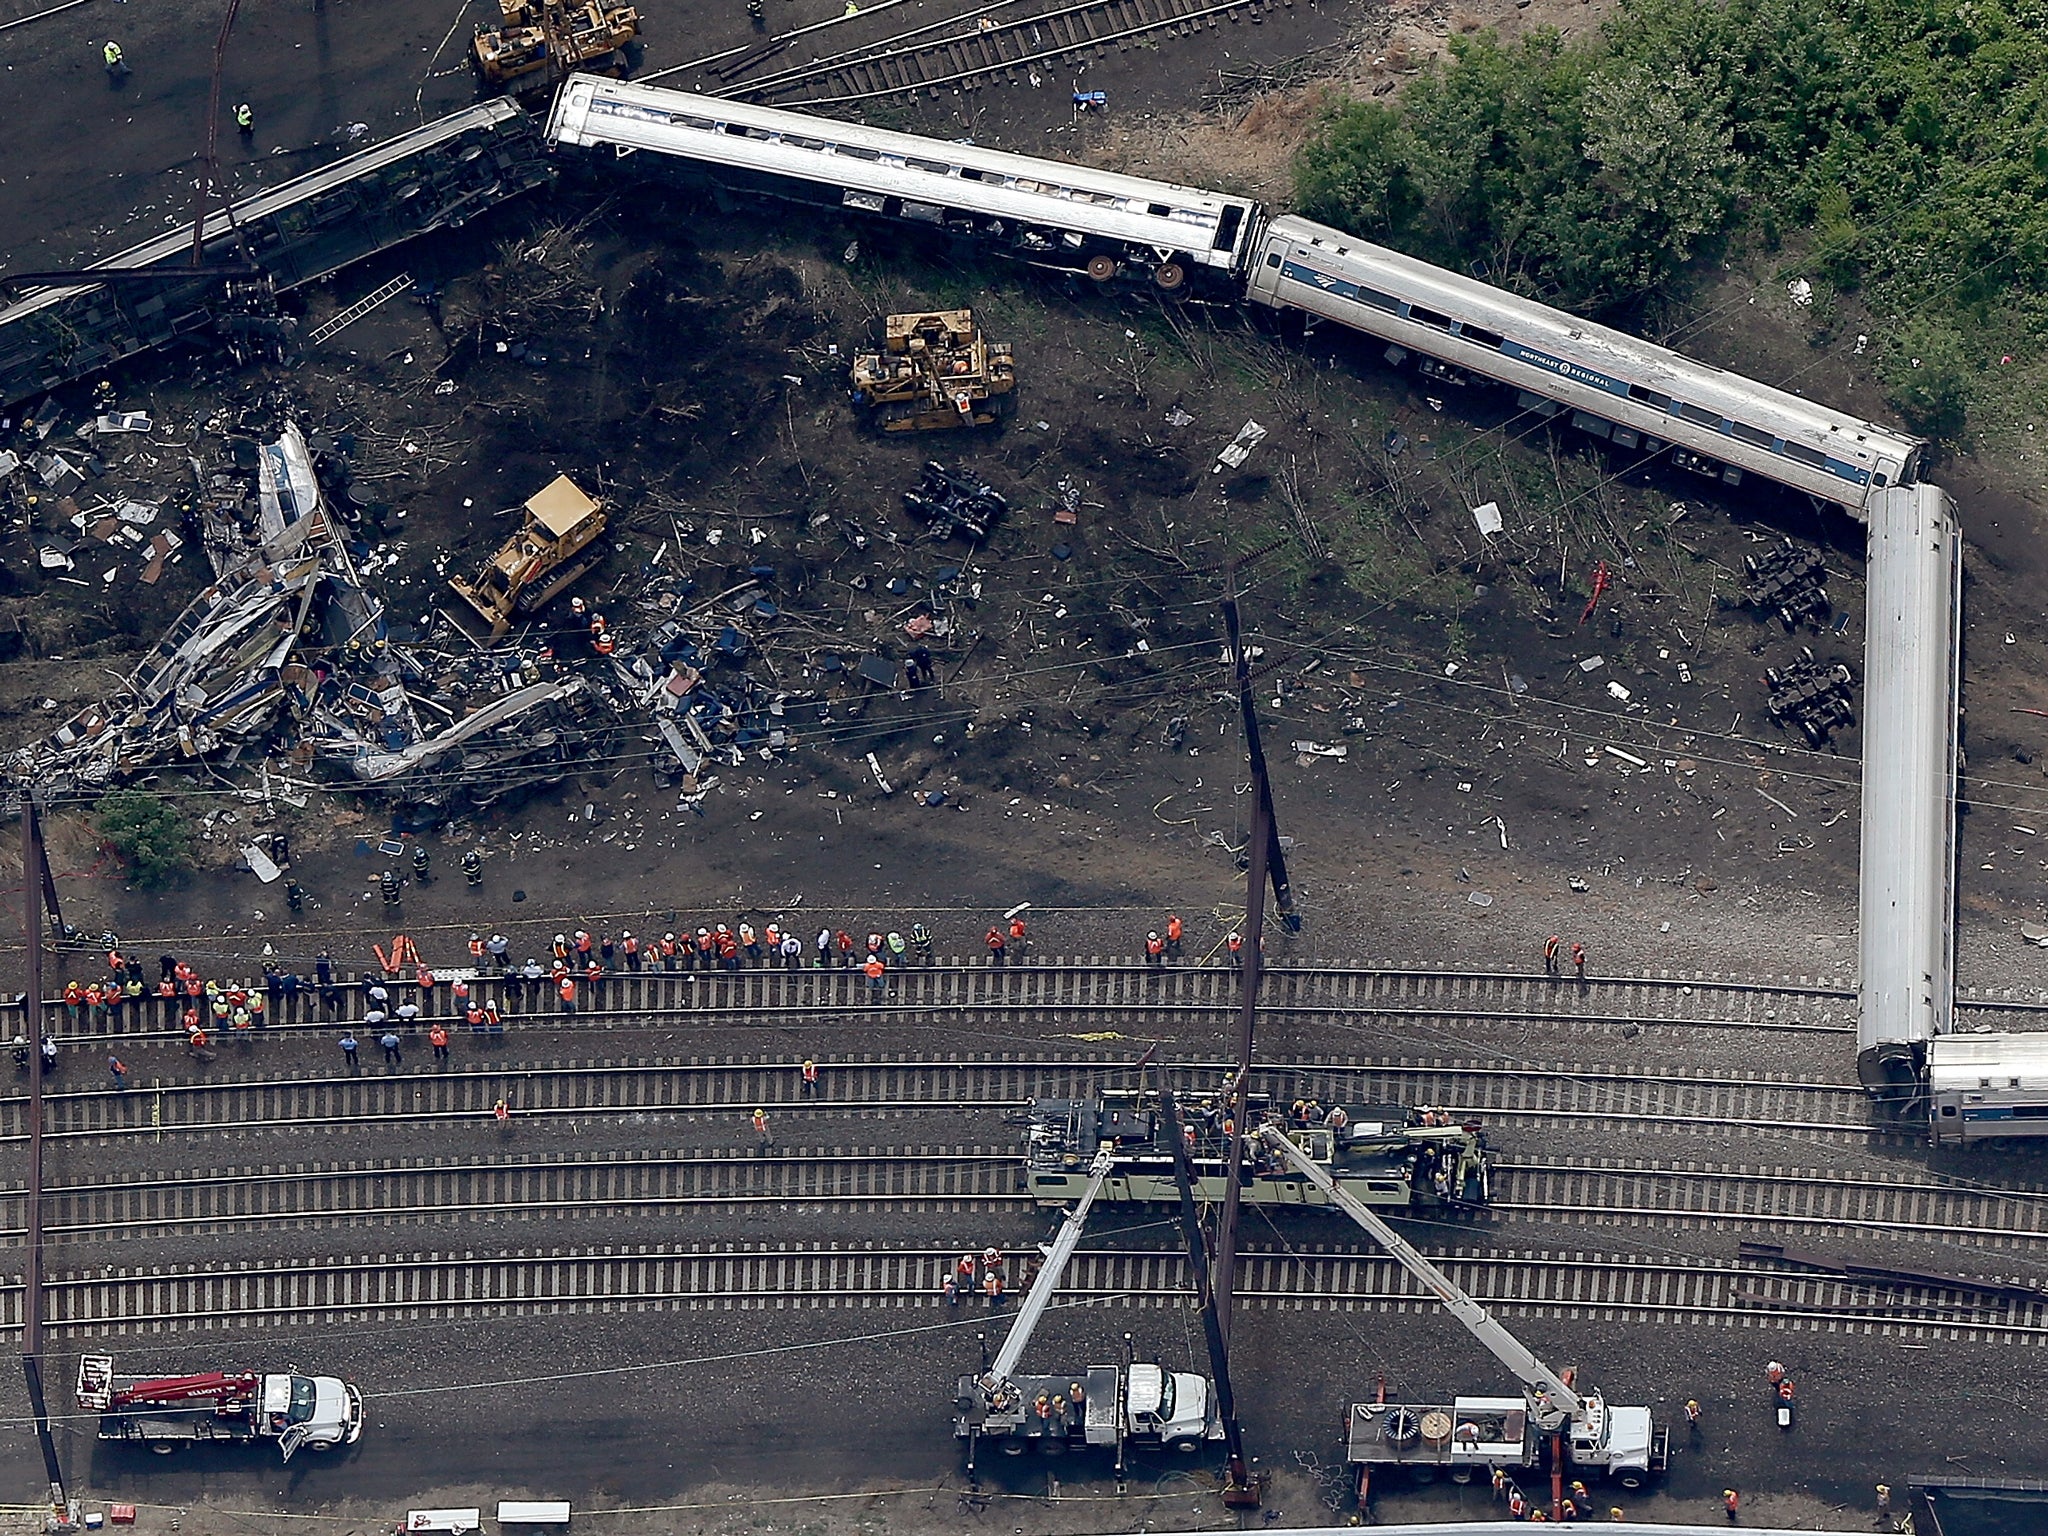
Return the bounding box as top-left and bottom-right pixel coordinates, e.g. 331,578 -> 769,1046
18,1148 -> 2048,1251
28,1245 -> 2048,1343
737,0 -> 1269,104
725,0 -> 1256,99
2,1057 -> 1871,1145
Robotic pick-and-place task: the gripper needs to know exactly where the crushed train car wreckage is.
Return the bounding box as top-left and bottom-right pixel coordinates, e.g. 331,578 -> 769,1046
8,429 -> 972,819
8,424 -> 591,808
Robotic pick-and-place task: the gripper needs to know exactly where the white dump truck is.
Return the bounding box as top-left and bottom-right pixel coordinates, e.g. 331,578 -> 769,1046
76,1354 -> 365,1461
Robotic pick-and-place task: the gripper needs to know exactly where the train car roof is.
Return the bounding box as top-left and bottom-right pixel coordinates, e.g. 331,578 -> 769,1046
1926,1031 -> 2048,1090
546,76 -> 1256,216
1261,214 -> 1923,473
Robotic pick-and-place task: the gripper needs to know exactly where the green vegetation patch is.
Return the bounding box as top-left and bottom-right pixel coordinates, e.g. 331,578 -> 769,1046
1296,0 -> 2048,438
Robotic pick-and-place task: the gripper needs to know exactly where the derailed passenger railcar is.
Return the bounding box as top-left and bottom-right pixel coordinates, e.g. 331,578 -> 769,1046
1242,214 -> 1923,515
543,76 -> 1257,294
0,101 -> 552,410
1927,1034 -> 2048,1145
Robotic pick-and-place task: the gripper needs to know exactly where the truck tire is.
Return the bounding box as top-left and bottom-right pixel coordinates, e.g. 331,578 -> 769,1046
1449,1467 -> 1475,1485
1616,1471 -> 1646,1490
1169,1437 -> 1202,1455
148,1441 -> 180,1456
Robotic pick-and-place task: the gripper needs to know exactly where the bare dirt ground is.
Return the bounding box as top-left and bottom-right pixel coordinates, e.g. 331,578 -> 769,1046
4,0 -> 2048,1527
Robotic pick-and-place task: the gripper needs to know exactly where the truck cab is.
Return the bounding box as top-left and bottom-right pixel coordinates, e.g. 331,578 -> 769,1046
1566,1393 -> 1662,1488
264,1374 -> 366,1460
1122,1364 -> 1211,1451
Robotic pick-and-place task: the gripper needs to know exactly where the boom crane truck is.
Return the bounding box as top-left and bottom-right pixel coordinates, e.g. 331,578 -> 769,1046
76,1354 -> 364,1462
1256,1127 -> 1666,1512
954,1147 -> 1223,1483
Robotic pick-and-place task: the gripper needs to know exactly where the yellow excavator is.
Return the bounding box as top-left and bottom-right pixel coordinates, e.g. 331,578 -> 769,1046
473,0 -> 640,93
850,310 -> 1016,433
449,474 -> 610,641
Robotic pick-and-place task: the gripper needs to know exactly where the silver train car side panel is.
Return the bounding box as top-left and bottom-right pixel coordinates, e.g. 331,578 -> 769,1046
1243,214 -> 1923,514
1857,484 -> 1962,1096
543,76 -> 1256,289
1926,1034 -> 2048,1144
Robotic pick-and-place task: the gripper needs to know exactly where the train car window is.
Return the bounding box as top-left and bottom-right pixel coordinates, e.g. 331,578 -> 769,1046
1873,472 -> 1889,486
1940,1104 -> 1957,1116
721,124 -> 748,136
1148,203 -> 1172,216
1357,287 -> 1401,313
679,116 -> 717,132
1457,324 -> 1505,349
1729,421 -> 1776,448
1407,304 -> 1455,329
907,158 -> 953,174
959,167 -> 985,181
837,146 -> 882,161
1213,206 -> 1246,251
1780,442 -> 1828,469
1626,383 -> 1671,410
1676,402 -> 1724,428
1265,252 -> 1282,268
783,135 -> 828,150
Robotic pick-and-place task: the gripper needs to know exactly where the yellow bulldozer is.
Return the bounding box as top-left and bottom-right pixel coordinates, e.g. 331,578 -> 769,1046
450,474 -> 610,641
473,0 -> 640,92
850,310 -> 1016,433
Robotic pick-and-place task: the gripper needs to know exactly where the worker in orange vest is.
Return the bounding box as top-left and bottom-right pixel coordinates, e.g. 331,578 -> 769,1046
557,975 -> 576,1015
752,1107 -> 772,1153
800,1059 -> 819,1095
1164,913 -> 1184,959
1008,914 -> 1027,948
429,1022 -> 450,1063
1144,932 -> 1165,967
1545,934 -> 1561,974
985,927 -> 1006,966
863,956 -> 886,997
1571,941 -> 1587,978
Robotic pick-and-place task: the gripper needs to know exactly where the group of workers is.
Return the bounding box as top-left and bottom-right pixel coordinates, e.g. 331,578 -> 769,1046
940,1246 -> 1011,1306
1490,1470 -> 1625,1523
1542,936 -> 1590,978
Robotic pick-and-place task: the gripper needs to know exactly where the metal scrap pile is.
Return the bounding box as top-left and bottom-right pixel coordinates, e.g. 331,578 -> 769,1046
9,420 -> 590,811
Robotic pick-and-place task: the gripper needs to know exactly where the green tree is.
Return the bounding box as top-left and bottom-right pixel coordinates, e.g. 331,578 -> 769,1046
1878,317 -> 1974,440
94,791 -> 196,890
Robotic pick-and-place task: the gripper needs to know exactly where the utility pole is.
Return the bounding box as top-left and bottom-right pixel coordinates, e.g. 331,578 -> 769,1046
1152,1063 -> 1262,1508
190,0 -> 246,267
1211,585 -> 1298,1344
21,796 -> 68,1517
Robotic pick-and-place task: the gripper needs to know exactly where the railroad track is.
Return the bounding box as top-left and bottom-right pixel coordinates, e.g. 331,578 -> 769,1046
28,1242 -> 2048,1345
717,0 -> 1278,106
30,962 -> 1865,1047
15,1146 -> 2043,1251
0,1054 -> 1870,1144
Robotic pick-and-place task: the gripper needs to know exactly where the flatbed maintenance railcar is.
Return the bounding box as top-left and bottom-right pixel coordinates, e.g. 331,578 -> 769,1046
1024,1092 -> 1490,1211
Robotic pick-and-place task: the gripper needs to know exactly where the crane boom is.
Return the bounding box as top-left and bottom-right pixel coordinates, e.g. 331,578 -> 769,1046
1256,1126 -> 1583,1427
985,1145 -> 1114,1384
